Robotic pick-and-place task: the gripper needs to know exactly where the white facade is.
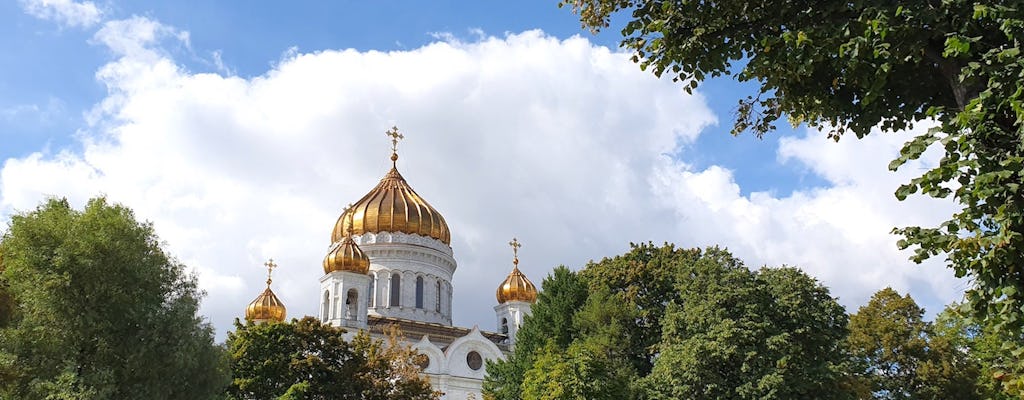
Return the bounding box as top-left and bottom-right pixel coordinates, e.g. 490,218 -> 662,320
494,300 -> 532,350
320,230 -> 525,399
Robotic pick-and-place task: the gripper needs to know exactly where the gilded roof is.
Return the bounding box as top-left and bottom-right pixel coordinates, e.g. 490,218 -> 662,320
496,266 -> 537,304
323,235 -> 370,274
245,287 -> 286,322
331,166 -> 451,245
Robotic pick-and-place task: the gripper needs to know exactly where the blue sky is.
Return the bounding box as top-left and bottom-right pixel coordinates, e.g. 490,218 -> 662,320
1,0 -> 959,337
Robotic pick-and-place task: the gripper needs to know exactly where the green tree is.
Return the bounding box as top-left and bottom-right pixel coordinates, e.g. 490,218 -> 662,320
520,342 -> 631,400
0,197 -> 227,399
483,266 -> 588,400
563,1 -> 1024,391
847,288 -> 982,399
644,265 -> 851,399
578,242 -> 702,374
932,304 -> 1017,400
226,317 -> 438,400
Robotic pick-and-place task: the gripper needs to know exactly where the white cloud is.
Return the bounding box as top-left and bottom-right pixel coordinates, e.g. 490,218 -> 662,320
0,16 -> 963,339
20,0 -> 102,28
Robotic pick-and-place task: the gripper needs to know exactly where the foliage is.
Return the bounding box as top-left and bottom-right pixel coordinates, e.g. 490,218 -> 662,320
226,316 -> 438,400
562,0 -> 1024,391
0,197 -> 227,399
847,289 -> 982,399
932,304 -> 1019,400
483,265 -> 588,400
520,342 -> 631,400
644,265 -> 851,399
487,243 -> 850,400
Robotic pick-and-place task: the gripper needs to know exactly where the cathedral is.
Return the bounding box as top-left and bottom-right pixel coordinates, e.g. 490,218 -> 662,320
244,127 -> 538,399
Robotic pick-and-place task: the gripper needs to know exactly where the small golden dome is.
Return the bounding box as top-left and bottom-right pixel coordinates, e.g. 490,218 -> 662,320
246,287 -> 286,322
497,266 -> 537,304
245,259 -> 286,323
323,235 -> 370,274
497,238 -> 537,304
331,166 -> 451,245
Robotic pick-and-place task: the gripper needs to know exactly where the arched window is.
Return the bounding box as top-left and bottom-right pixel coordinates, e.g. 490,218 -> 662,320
368,276 -> 375,308
415,276 -> 424,309
501,317 -> 509,334
321,291 -> 330,322
345,288 -> 359,320
435,280 -> 441,312
390,273 -> 401,307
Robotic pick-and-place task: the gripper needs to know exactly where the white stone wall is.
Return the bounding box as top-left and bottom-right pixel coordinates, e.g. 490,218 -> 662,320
355,232 -> 457,325
410,328 -> 505,400
319,270 -> 371,330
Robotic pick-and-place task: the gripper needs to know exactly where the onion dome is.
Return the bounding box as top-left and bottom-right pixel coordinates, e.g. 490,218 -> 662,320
330,127 -> 450,245
246,288 -> 286,322
245,259 -> 286,323
496,238 -> 538,304
323,235 -> 370,274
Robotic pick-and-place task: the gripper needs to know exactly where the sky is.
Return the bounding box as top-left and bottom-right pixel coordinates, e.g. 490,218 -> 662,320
1,0 -> 964,340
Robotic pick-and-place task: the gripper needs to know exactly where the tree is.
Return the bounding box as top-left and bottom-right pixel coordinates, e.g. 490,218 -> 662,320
578,242 -> 702,374
520,342 -> 631,400
931,304 -> 1017,400
483,266 -> 589,400
562,1 -> 1024,390
0,197 -> 227,399
847,288 -> 981,399
643,265 -> 851,399
226,317 -> 438,400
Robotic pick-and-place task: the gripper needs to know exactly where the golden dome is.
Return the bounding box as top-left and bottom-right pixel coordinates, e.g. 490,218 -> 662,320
497,238 -> 537,304
496,266 -> 537,304
246,287 -> 286,322
245,259 -> 286,323
323,235 -> 370,274
331,166 -> 451,245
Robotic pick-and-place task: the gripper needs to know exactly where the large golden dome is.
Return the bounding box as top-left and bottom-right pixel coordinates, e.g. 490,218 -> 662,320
331,166 -> 451,245
323,235 -> 370,274
246,287 -> 286,322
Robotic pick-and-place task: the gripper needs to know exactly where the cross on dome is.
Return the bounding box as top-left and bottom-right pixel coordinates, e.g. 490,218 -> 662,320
264,258 -> 277,287
386,126 -> 404,165
509,237 -> 521,267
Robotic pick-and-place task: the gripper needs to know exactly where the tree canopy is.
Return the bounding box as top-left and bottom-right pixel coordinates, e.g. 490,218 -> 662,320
485,243 -> 852,400
562,0 -> 1024,391
0,197 -> 227,399
847,288 -> 985,399
226,317 -> 439,400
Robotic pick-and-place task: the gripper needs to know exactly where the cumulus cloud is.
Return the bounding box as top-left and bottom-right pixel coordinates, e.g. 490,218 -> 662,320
0,15 -> 962,338
20,0 -> 102,28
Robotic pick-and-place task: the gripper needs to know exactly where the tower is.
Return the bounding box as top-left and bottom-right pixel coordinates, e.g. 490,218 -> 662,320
320,206 -> 372,329
245,259 -> 287,324
494,237 -> 537,347
327,127 -> 457,325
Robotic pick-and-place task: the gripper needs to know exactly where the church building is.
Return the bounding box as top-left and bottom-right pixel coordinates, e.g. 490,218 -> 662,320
244,127 -> 538,399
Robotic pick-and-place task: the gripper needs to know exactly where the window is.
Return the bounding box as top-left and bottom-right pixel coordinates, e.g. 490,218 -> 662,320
345,289 -> 358,320
321,291 -> 330,322
435,280 -> 442,312
466,351 -> 483,371
415,276 -> 424,309
390,273 -> 401,307
500,318 -> 509,334
368,276 -> 375,308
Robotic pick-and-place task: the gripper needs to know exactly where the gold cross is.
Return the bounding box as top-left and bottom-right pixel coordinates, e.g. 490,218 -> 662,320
509,238 -> 521,267
386,126 -> 404,154
264,258 -> 278,286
